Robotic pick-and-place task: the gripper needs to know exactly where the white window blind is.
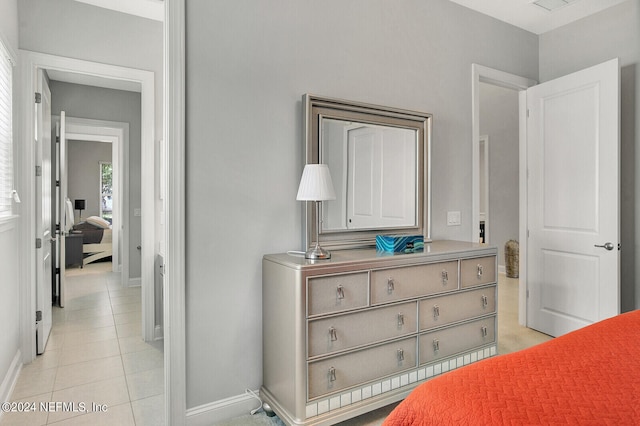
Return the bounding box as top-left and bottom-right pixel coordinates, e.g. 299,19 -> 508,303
0,39 -> 14,217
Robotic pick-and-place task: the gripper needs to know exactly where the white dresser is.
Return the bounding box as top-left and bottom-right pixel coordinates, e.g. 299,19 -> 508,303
261,241 -> 498,425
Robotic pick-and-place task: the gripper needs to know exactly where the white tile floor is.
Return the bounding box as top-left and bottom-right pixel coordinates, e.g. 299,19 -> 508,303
1,262 -> 164,426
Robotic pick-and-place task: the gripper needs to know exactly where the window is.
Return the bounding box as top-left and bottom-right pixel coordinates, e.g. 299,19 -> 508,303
100,161 -> 113,223
0,39 -> 15,218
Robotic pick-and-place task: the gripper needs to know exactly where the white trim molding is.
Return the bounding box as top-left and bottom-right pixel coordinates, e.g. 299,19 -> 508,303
164,0 -> 187,424
0,350 -> 22,407
186,391 -> 262,426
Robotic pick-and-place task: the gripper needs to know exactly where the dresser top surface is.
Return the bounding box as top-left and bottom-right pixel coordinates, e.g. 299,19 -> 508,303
264,240 -> 497,271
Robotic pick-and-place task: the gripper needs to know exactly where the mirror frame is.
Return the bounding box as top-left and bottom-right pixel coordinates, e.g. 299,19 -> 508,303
302,94 -> 432,251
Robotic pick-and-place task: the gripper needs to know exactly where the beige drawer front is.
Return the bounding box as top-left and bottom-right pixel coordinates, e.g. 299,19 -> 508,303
419,286 -> 496,331
460,256 -> 496,288
419,316 -> 495,365
308,337 -> 417,400
308,302 -> 417,358
371,261 -> 458,305
308,272 -> 369,317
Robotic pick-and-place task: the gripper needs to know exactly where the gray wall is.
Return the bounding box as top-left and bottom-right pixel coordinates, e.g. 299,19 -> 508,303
185,0 -> 539,408
0,0 -> 20,401
479,83 -> 520,269
539,0 -> 640,312
50,81 -> 142,278
67,140 -> 112,222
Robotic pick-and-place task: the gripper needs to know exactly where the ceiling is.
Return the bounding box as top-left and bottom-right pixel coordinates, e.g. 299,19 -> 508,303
74,0 -> 163,22
448,0 -> 629,34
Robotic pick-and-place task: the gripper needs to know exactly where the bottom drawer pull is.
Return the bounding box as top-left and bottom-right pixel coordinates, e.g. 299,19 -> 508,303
482,295 -> 488,308
433,339 -> 440,352
328,367 -> 336,382
397,348 -> 405,362
481,326 -> 488,337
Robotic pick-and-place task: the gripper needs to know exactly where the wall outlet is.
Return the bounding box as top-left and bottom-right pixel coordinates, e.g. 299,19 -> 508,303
447,211 -> 461,226
134,208 -> 141,217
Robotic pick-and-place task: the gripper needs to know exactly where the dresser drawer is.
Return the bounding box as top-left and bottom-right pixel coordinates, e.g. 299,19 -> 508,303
419,316 -> 495,365
370,261 -> 458,305
308,302 -> 417,358
308,337 -> 417,400
307,272 -> 369,317
460,256 -> 496,288
419,286 -> 496,331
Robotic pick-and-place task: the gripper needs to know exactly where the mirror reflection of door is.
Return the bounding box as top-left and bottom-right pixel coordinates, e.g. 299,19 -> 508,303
346,125 -> 417,230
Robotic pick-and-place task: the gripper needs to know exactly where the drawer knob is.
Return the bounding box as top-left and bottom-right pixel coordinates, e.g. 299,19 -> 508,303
336,285 -> 345,300
481,295 -> 488,308
397,348 -> 405,362
441,270 -> 448,286
433,304 -> 440,319
481,326 -> 488,337
397,313 -> 405,327
328,367 -> 336,382
433,339 -> 440,352
329,327 -> 338,341
387,278 -> 395,294
477,264 -> 484,279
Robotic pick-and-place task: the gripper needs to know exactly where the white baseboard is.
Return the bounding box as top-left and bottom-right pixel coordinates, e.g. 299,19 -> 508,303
498,264 -> 506,275
0,350 -> 22,405
128,277 -> 142,287
186,390 -> 261,426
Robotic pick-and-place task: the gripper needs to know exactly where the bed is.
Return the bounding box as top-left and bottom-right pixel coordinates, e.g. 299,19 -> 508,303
66,199 -> 113,266
383,310 -> 640,425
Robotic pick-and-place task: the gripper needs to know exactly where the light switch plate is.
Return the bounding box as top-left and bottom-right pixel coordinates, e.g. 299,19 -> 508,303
134,208 -> 141,217
447,211 -> 461,226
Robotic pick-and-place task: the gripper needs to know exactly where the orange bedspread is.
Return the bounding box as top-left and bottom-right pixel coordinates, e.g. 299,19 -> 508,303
384,310 -> 640,425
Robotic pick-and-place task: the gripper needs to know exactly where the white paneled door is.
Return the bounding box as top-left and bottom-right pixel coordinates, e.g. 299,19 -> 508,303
35,69 -> 53,354
526,58 -> 620,337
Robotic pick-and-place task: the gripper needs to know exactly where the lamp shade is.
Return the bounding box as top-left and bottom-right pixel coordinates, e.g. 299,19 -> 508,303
74,199 -> 86,210
296,164 -> 336,201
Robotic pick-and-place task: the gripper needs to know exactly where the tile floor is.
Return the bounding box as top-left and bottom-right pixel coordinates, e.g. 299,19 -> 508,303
1,262 -> 164,426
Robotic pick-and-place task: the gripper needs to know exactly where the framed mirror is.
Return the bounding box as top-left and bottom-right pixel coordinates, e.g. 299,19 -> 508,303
302,94 -> 432,251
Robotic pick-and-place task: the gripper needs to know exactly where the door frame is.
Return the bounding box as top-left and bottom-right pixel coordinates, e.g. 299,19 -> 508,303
56,116 -> 128,275
471,64 -> 536,325
17,50 -> 156,355
164,0 -> 187,423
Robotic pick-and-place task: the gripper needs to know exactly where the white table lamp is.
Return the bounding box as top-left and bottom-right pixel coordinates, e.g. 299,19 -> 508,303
296,164 -> 336,259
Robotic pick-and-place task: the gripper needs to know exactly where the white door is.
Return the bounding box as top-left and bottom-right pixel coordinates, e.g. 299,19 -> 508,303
57,113 -> 68,308
35,70 -> 53,354
526,58 -> 620,337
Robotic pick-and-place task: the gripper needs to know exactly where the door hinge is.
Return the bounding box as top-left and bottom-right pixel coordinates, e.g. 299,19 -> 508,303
526,289 -> 530,298
55,267 -> 60,275
55,223 -> 60,232
56,180 -> 60,187
36,238 -> 42,249
527,229 -> 530,238
36,310 -> 42,322
35,92 -> 42,104
526,109 -> 530,118
56,136 -> 60,143
35,165 -> 42,177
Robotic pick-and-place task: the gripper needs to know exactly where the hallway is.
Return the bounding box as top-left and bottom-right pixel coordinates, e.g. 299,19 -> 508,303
1,263 -> 164,425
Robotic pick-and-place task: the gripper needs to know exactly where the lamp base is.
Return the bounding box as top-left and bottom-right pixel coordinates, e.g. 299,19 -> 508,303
304,245 -> 331,260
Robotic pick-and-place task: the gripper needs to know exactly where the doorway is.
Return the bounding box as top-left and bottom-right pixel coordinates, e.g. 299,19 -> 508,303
471,64 -> 537,326
18,51 -> 162,419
